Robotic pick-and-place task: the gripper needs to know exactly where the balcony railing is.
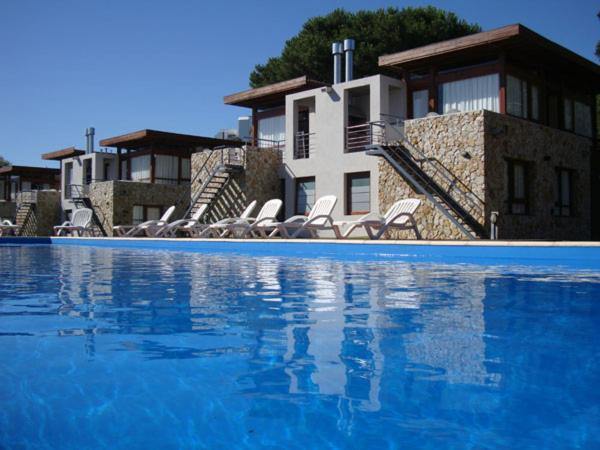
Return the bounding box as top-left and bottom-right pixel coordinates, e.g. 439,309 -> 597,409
255,138 -> 285,151
294,131 -> 315,159
345,121 -> 386,152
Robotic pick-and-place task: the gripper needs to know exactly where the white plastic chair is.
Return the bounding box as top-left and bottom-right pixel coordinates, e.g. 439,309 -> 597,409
54,208 -> 94,237
0,219 -> 19,236
269,195 -> 338,238
220,199 -> 283,238
156,204 -> 209,237
198,200 -> 257,238
114,205 -> 176,237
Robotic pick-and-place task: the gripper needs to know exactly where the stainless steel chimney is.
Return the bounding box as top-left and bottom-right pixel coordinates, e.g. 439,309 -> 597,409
344,38 -> 355,82
332,42 -> 343,84
85,127 -> 95,154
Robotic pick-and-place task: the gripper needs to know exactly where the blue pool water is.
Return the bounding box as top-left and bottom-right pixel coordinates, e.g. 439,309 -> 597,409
1,243 -> 599,449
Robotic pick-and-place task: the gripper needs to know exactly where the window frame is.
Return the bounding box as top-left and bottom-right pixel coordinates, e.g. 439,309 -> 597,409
294,176 -> 316,216
132,204 -> 164,225
553,167 -> 574,217
506,159 -> 531,216
345,171 -> 371,215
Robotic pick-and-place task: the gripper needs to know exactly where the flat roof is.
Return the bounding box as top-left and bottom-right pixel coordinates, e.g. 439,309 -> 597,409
224,76 -> 329,109
99,129 -> 243,151
41,147 -> 86,161
0,165 -> 60,177
379,23 -> 600,81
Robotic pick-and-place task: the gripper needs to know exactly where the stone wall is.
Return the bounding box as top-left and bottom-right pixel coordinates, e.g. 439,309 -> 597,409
378,110 -> 593,240
483,111 -> 591,240
34,191 -> 61,236
0,201 -> 16,221
379,111 -> 486,240
89,181 -> 189,236
191,147 -> 282,222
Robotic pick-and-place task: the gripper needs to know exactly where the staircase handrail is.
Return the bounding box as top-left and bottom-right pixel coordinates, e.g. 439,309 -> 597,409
381,118 -> 485,219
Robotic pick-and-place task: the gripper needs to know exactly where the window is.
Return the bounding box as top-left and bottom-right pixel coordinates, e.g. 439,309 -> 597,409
155,154 -> 178,185
507,75 -> 528,118
103,160 -> 112,181
530,85 -> 540,121
554,168 -> 573,217
563,97 -> 574,131
295,177 -> 315,215
574,100 -> 592,137
131,155 -> 151,182
346,172 -> 370,215
181,158 -> 191,182
507,159 -> 530,215
439,73 -> 499,114
64,162 -> 73,198
258,115 -> 285,148
132,205 -> 162,225
412,89 -> 429,119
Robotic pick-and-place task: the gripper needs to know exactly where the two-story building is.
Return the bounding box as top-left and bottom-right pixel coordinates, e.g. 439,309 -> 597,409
223,24 -> 599,240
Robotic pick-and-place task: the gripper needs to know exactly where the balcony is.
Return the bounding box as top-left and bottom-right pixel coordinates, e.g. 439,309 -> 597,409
294,131 -> 315,159
345,121 -> 386,152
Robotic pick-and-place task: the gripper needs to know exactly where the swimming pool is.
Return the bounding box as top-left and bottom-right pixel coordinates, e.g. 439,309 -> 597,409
1,240 -> 599,448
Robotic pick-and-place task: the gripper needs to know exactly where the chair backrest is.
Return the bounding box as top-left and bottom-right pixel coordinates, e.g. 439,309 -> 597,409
72,208 -> 93,227
307,195 -> 337,226
255,199 -> 283,224
1,219 -> 14,226
240,200 -> 257,219
160,206 -> 176,222
191,204 -> 208,221
384,199 -> 421,225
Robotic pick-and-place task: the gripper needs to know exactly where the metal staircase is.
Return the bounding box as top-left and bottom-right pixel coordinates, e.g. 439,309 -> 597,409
366,119 -> 486,239
68,185 -> 107,236
180,146 -> 246,220
15,201 -> 36,236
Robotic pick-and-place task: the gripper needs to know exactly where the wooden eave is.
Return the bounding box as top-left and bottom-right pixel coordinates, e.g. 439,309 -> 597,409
41,146 -> 86,161
99,129 -> 243,151
224,76 -> 329,109
379,24 -> 600,88
0,165 -> 60,177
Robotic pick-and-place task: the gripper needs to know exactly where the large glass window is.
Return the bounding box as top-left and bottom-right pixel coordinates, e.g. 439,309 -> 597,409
295,177 -> 315,215
440,73 -> 499,114
181,158 -> 191,181
130,155 -> 151,182
258,115 -> 285,148
563,98 -> 574,131
155,154 -> 179,185
346,172 -> 370,214
531,84 -> 540,121
574,100 -> 592,137
554,168 -> 573,217
412,89 -> 429,119
507,159 -> 530,215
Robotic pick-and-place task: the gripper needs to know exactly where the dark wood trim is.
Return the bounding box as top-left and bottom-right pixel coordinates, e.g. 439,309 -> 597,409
428,66 -> 437,113
126,149 -> 131,181
116,148 -> 122,180
251,107 -> 258,146
150,149 -> 155,184
499,53 -> 507,114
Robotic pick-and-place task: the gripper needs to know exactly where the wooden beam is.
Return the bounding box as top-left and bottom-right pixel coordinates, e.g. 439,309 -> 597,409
252,107 -> 258,146
499,52 -> 507,114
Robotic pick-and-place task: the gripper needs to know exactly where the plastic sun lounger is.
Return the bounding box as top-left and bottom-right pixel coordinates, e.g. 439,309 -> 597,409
54,208 -> 94,237
333,198 -> 422,240
199,200 -> 258,238
156,204 -> 209,238
0,219 -> 19,236
268,195 -> 338,239
114,205 -> 176,237
219,199 -> 283,238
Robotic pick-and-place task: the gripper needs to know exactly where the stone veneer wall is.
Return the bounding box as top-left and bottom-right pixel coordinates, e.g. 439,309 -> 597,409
20,190 -> 61,236
0,201 -> 16,221
191,147 -> 282,222
89,181 -> 189,236
379,111 -> 486,240
378,110 -> 592,240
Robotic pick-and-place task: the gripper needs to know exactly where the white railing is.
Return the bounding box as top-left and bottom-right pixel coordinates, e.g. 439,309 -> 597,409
294,131 -> 315,159
345,121 -> 386,152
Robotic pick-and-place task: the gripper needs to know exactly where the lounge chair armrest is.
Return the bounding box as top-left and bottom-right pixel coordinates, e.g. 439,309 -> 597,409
283,215 -> 308,224
387,212 -> 414,225
304,214 -> 334,226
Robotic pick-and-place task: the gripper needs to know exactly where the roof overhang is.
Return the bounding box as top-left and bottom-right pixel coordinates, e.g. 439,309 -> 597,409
99,129 -> 243,151
41,147 -> 86,161
379,24 -> 600,88
0,165 -> 60,177
224,76 -> 329,109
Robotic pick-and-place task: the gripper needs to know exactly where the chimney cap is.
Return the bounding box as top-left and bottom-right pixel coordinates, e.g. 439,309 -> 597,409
332,42 -> 343,55
343,39 -> 355,51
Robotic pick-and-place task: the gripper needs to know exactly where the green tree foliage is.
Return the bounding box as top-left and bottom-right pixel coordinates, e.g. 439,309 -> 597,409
0,155 -> 9,167
249,7 -> 480,88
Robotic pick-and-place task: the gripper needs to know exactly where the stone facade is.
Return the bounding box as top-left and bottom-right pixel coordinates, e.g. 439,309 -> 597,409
34,191 -> 61,236
0,201 -> 16,221
378,110 -> 593,240
89,181 -> 189,236
191,147 -> 282,222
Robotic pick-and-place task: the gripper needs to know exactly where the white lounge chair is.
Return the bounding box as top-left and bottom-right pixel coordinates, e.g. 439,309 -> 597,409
54,208 -> 94,237
114,205 -> 176,237
156,204 -> 209,237
219,199 -> 283,238
0,219 -> 19,236
269,195 -> 338,239
334,198 -> 422,240
198,200 -> 258,238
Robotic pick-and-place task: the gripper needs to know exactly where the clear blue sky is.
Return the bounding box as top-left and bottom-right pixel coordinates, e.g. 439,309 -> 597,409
0,0 -> 598,167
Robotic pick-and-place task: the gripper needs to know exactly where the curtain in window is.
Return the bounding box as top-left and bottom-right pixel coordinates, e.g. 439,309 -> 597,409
507,75 -> 528,118
258,115 -> 285,147
132,205 -> 144,225
296,178 -> 315,214
531,85 -> 540,120
349,174 -> 370,213
412,90 -> 429,119
564,99 -> 574,131
574,101 -> 592,137
441,74 -> 499,114
155,155 -> 179,184
131,155 -> 151,182
181,158 -> 191,180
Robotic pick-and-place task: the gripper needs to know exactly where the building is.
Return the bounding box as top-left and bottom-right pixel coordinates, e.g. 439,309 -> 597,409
222,24 -> 599,240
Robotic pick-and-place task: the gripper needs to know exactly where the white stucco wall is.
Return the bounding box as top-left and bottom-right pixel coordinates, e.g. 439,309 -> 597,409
282,74 -> 405,226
